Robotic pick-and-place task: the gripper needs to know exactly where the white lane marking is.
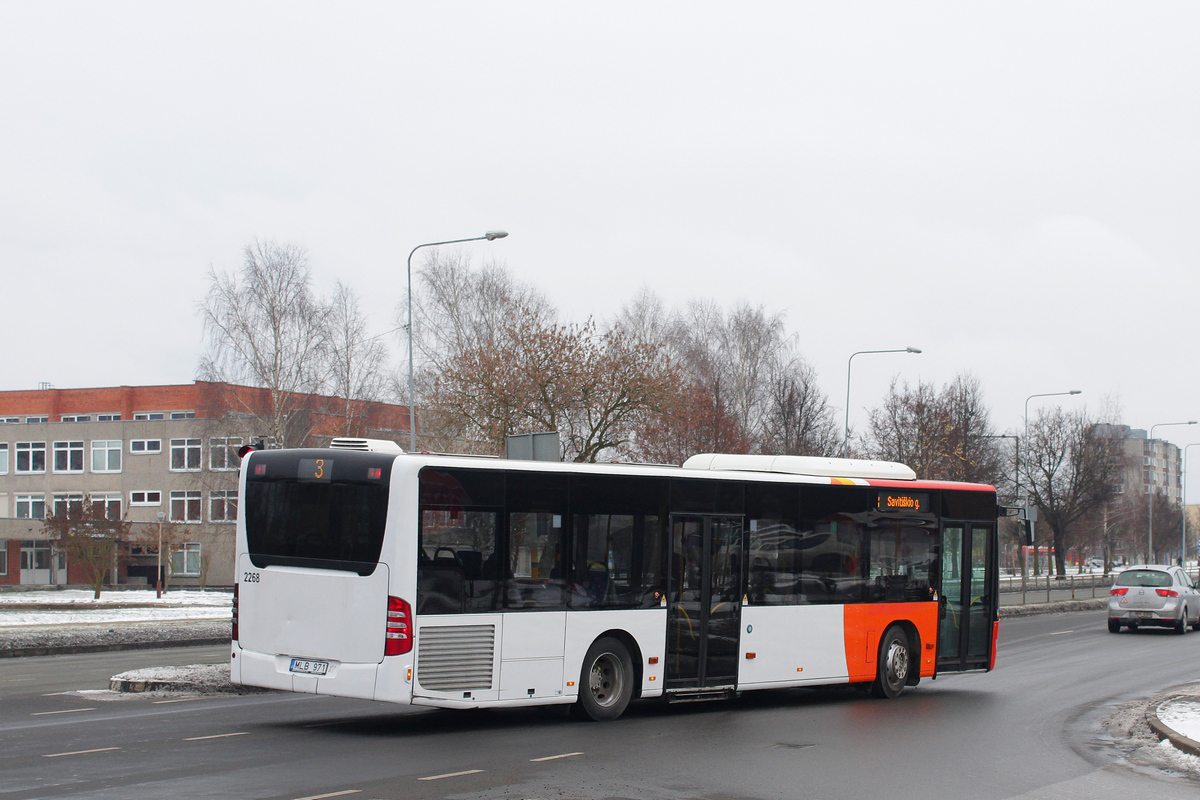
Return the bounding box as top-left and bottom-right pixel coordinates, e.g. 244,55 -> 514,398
31,708 -> 96,716
153,698 -> 203,704
42,747 -> 120,758
183,732 -> 250,741
418,769 -> 484,781
530,752 -> 584,762
1048,631 -> 1075,636
293,791 -> 362,800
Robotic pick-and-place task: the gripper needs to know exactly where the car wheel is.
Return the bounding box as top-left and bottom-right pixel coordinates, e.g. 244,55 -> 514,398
1174,608 -> 1188,635
572,637 -> 634,721
1107,619 -> 1121,633
869,625 -> 910,699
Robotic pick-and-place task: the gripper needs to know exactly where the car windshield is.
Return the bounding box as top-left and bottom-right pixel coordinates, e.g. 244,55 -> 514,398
1114,569 -> 1172,588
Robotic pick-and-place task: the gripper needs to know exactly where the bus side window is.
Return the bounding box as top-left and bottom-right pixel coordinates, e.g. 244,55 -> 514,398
506,511 -> 566,609
417,508 -> 501,614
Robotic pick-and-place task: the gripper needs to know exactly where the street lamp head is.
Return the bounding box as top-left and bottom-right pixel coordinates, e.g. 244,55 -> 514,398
484,230 -> 509,241
1068,390 -> 1082,395
906,347 -> 922,353
157,511 -> 166,522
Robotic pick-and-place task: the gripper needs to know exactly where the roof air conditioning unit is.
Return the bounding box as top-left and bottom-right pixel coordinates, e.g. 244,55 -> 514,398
329,437 -> 404,453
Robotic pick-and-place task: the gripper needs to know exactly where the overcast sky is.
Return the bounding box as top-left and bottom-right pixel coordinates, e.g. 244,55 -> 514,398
3,3 -> 1199,483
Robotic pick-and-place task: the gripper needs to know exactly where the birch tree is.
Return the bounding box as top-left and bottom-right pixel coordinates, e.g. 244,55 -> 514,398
199,240 -> 328,446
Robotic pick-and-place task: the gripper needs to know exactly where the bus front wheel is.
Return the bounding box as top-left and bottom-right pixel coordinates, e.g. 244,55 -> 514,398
572,637 -> 634,721
869,625 -> 910,699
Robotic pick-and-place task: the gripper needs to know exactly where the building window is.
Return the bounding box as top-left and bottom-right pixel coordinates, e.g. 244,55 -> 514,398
130,490 -> 162,506
209,437 -> 243,470
91,440 -> 122,473
134,412 -> 165,421
170,411 -> 196,420
53,441 -> 84,473
61,415 -> 91,423
172,542 -> 201,576
0,545 -> 6,575
16,442 -> 46,473
0,443 -> 7,475
91,493 -> 122,520
52,493 -> 84,518
170,490 -> 202,523
25,416 -> 48,424
210,490 -> 238,523
170,439 -> 201,471
1,417 -> 19,424
15,494 -> 45,519
130,439 -> 161,454
97,413 -> 121,422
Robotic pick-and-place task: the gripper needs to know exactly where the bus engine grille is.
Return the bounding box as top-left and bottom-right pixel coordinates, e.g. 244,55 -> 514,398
416,625 -> 496,691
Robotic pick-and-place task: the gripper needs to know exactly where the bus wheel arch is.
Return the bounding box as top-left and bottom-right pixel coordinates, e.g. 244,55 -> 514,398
892,619 -> 922,687
572,633 -> 638,721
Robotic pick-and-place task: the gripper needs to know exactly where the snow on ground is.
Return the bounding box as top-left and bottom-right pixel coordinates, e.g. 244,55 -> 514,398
0,589 -> 231,605
1158,699 -> 1200,742
0,589 -> 231,627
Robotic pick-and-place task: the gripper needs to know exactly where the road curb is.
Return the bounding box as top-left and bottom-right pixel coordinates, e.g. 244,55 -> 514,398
1147,696 -> 1200,758
0,637 -> 230,659
998,598 -> 1107,618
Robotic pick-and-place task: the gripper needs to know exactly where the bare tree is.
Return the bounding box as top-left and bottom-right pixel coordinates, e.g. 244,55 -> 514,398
759,357 -> 840,456
199,240 -> 328,446
864,374 -> 1002,482
327,281 -> 389,436
626,295 -> 834,458
1024,407 -> 1125,577
430,309 -> 676,461
42,495 -> 133,600
411,252 -> 554,387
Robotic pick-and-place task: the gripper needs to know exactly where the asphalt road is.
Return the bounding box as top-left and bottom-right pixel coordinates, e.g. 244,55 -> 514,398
1,613 -> 1198,800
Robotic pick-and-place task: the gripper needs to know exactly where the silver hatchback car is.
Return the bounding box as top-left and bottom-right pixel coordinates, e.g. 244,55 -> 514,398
1108,565 -> 1200,634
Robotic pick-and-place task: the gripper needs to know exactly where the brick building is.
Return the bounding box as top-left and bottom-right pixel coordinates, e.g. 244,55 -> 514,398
0,382 -> 411,587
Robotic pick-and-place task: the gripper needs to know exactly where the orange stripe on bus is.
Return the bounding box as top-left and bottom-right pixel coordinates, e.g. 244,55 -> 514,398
843,603 -> 939,683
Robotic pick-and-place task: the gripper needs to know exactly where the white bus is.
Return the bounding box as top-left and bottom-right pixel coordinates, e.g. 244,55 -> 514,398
231,443 -> 999,720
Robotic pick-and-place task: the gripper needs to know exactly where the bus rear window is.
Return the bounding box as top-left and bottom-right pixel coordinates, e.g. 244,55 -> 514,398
244,451 -> 391,575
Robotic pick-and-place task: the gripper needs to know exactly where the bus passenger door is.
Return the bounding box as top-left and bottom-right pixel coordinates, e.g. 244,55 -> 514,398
937,522 -> 997,672
666,515 -> 743,689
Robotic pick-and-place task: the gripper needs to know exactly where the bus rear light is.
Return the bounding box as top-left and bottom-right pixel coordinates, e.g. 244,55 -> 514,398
1156,589 -> 1179,598
385,596 -> 412,656
1110,588 -> 1128,596
232,584 -> 239,642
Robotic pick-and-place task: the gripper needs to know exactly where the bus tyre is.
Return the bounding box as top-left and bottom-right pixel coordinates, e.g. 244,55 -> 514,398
869,626 -> 910,699
573,637 -> 634,721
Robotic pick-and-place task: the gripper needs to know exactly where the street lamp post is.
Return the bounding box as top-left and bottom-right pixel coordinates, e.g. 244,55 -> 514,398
156,511 -> 166,599
1183,443 -> 1200,570
842,347 -> 921,457
1021,390 -> 1081,578
1147,420 -> 1197,564
406,231 -> 508,452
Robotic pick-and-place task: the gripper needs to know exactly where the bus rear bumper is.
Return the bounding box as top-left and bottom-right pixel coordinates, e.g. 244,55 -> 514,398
233,644 -> 384,701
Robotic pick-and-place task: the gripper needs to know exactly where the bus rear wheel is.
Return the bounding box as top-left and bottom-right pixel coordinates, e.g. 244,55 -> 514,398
869,625 -> 910,699
572,637 -> 634,721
